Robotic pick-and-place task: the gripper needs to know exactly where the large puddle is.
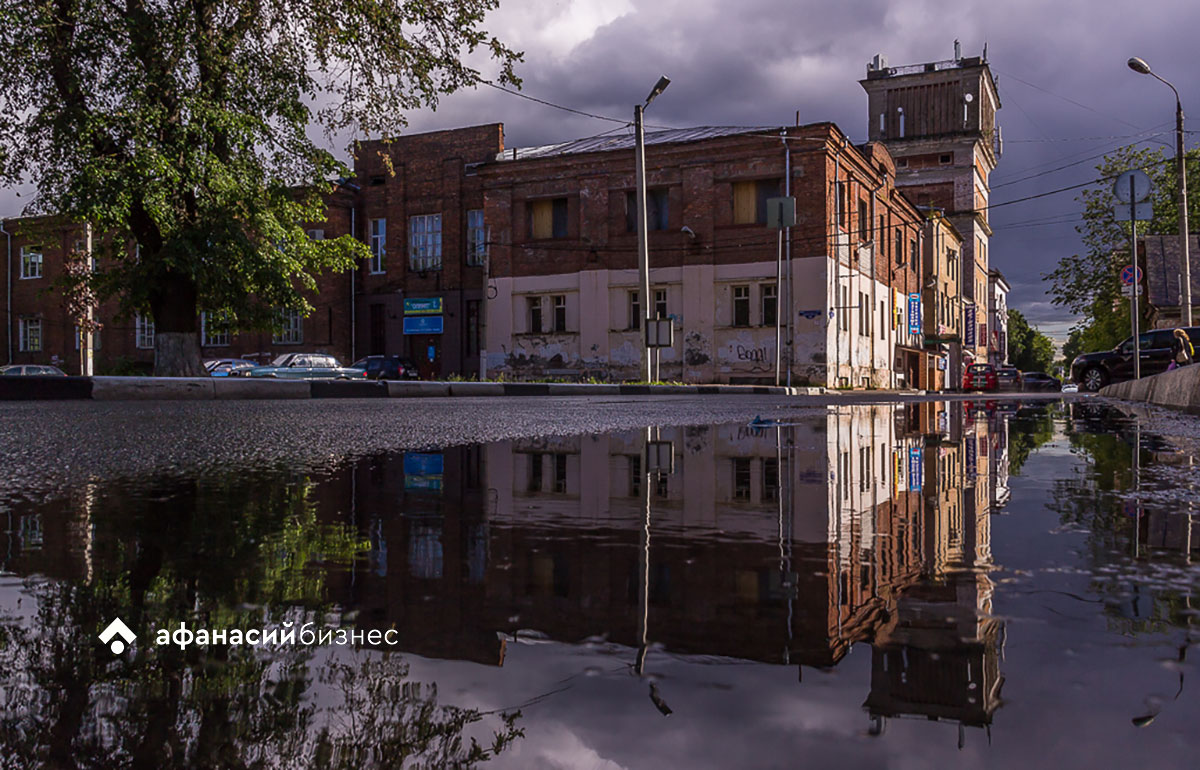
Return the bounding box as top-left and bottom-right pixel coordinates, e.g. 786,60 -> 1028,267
1,400 -> 1197,768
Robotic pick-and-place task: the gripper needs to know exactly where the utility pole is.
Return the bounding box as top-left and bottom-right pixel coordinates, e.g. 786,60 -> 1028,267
1177,98 -> 1191,325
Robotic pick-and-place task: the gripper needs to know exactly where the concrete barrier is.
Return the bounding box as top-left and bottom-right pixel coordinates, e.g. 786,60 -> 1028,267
309,380 -> 389,398
1099,364 -> 1200,413
91,376 -> 214,400
0,375 -> 92,400
385,381 -> 452,398
448,382 -> 505,397
546,383 -> 614,396
213,379 -> 310,400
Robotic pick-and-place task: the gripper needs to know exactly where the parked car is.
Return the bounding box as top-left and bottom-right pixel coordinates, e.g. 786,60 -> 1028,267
204,358 -> 258,377
0,364 -> 67,376
995,367 -> 1022,391
1070,326 -> 1200,391
237,353 -> 365,379
962,363 -> 998,392
1021,371 -> 1061,392
348,355 -> 422,381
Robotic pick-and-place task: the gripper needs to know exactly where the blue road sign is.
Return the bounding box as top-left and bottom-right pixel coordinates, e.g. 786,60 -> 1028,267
403,315 -> 444,335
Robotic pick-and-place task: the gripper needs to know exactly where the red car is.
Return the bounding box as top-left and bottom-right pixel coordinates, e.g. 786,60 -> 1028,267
963,363 -> 998,392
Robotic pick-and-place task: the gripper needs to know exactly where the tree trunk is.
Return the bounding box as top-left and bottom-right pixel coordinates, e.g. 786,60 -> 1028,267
150,270 -> 205,376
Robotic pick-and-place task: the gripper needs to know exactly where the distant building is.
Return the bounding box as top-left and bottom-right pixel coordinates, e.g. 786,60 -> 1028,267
988,269 -> 1010,365
921,211 -> 964,390
861,44 -> 1002,371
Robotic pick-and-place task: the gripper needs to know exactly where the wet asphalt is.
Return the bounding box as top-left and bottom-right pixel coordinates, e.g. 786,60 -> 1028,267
0,393 -> 1073,506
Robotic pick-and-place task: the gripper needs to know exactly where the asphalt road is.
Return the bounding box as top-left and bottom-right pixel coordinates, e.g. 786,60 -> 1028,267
0,392 -> 1075,506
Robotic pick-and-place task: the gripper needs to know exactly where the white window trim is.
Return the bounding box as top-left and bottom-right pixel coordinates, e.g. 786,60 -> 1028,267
201,311 -> 232,347
369,218 -> 386,274
408,213 -> 443,272
19,246 -> 42,280
466,209 -> 486,266
18,317 -> 42,352
135,313 -> 156,350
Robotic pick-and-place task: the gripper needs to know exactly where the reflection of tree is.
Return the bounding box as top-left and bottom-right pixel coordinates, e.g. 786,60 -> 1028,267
1007,408 -> 1055,476
0,469 -> 521,769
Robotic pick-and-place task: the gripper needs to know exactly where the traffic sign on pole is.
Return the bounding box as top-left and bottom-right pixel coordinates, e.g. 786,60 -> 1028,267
1120,265 -> 1143,285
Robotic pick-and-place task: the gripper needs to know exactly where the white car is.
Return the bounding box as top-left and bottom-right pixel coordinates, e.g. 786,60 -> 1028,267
1061,382 -> 1079,393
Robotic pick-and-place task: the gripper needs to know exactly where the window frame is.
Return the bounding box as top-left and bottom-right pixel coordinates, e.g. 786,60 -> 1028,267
552,294 -> 567,333
18,317 -> 42,352
527,296 -> 543,334
201,311 -> 232,347
273,308 -> 304,345
466,209 -> 486,266
135,313 -> 155,350
732,285 -> 751,327
761,284 -> 777,327
408,213 -> 443,272
19,246 -> 42,280
369,218 -> 386,274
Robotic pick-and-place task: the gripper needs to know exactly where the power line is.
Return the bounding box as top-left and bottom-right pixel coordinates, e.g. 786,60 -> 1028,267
990,131 -> 1173,189
480,81 -> 629,125
991,67 -> 1144,131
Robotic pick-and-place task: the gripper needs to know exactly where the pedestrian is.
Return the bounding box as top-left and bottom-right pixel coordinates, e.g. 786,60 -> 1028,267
1169,328 -> 1194,370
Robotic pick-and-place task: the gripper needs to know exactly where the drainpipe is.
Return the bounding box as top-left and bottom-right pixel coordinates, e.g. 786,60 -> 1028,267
350,206 -> 356,362
1,221 -> 10,364
782,133 -> 793,388
832,136 -> 848,388
869,176 -> 885,387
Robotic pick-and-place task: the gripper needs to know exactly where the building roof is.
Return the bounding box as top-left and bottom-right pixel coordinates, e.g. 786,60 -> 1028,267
1142,234 -> 1200,307
496,125 -> 783,161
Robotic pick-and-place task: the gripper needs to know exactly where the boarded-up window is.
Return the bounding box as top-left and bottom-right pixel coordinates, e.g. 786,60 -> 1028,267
530,198 -> 568,239
732,179 -> 780,225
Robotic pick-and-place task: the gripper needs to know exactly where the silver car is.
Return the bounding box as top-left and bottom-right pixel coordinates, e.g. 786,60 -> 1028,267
239,353 -> 365,379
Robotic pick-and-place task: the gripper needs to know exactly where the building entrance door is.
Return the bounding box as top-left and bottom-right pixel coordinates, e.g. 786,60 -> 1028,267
410,335 -> 441,380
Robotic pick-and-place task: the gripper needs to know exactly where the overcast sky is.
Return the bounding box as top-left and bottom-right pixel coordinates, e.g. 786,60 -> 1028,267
5,0 -> 1199,344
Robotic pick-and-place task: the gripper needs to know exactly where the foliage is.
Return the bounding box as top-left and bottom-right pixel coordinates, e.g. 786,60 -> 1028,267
1046,145 -> 1200,357
1006,308 -> 1055,372
1007,405 -> 1055,476
0,0 -> 521,374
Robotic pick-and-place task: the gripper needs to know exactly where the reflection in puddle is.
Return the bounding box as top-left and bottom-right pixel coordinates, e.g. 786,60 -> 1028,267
1,400 -> 1198,767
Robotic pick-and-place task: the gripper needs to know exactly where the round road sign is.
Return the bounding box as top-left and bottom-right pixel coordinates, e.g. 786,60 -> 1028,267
1120,264 -> 1143,285
1114,169 -> 1152,203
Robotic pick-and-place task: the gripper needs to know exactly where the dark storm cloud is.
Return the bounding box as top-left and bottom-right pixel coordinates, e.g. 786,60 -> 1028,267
6,0 -> 1200,332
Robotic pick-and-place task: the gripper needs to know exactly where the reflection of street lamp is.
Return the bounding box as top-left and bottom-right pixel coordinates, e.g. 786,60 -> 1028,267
1128,57 -> 1190,325
635,76 -> 671,381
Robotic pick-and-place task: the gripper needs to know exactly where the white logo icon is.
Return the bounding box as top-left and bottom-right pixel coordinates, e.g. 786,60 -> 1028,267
99,618 -> 136,655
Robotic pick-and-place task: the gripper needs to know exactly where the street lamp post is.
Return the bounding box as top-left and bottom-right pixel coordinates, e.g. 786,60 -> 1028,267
635,76 -> 670,382
1129,57 -> 1190,325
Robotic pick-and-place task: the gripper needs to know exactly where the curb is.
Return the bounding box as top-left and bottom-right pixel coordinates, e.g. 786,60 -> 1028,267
0,375 -> 835,402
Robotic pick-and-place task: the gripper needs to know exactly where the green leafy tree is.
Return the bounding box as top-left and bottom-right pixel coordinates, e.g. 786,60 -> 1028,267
1006,308 -> 1055,372
1045,145 -> 1200,357
0,0 -> 520,374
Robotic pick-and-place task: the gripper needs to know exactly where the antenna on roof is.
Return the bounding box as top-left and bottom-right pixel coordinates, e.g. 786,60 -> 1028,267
983,42 -> 988,62
954,39 -> 961,61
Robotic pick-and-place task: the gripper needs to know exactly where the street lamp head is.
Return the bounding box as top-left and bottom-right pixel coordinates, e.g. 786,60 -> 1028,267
1128,57 -> 1153,75
644,76 -> 671,108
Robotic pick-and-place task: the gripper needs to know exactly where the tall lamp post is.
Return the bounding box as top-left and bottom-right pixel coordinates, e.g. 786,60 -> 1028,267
636,76 -> 671,381
1129,57 -> 1190,325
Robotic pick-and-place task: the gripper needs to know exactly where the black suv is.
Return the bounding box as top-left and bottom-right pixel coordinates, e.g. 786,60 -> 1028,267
1070,326 -> 1200,391
350,355 -> 421,381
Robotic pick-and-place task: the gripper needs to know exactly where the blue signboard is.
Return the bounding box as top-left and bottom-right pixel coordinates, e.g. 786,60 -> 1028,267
965,306 -> 976,347
403,453 -> 445,476
908,447 -> 923,491
907,293 -> 922,335
404,297 -> 442,315
403,315 -> 444,335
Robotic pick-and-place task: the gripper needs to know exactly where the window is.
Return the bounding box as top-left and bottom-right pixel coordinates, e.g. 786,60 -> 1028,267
528,454 -> 543,492
897,158 -> 909,168
466,299 -> 481,356
880,300 -> 886,338
466,209 -> 486,266
201,311 -> 231,347
626,189 -> 669,232
408,214 -> 442,271
894,229 -> 904,265
552,295 -> 567,332
307,229 -> 325,240
761,284 -> 777,327
839,286 -> 850,332
527,296 -> 542,333
18,318 -> 42,352
879,216 -> 886,249
948,249 -> 958,280
135,313 -> 155,350
369,218 -> 386,273
732,286 -> 750,326
939,153 -> 953,164
554,454 -> 568,493
858,199 -> 869,242
763,458 -> 779,502
274,308 -> 303,344
732,178 -> 781,225
20,246 -> 42,279
859,292 -> 870,337
628,290 -> 641,330
530,197 -> 568,239
836,182 -> 848,229
654,289 -> 667,320
909,239 -> 918,271
733,458 -> 751,500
